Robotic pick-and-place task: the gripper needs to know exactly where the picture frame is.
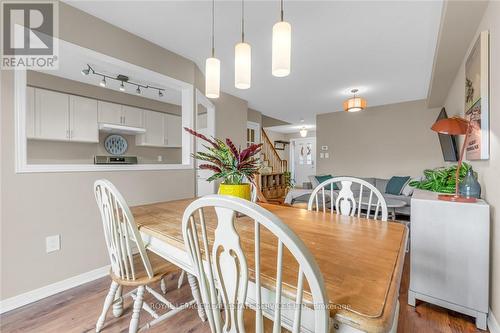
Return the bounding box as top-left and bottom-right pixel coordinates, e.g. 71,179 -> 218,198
464,31 -> 489,160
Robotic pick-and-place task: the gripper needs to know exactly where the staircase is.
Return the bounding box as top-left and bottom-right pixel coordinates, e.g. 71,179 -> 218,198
257,129 -> 289,202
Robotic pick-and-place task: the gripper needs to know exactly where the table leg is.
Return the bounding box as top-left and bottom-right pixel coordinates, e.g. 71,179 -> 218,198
187,273 -> 207,321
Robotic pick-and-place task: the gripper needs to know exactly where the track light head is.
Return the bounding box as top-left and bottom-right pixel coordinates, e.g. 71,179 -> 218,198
158,90 -> 164,98
81,67 -> 90,76
99,76 -> 106,87
119,82 -> 125,92
136,86 -> 141,94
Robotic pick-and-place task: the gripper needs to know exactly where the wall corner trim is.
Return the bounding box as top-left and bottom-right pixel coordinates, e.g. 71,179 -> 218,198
490,308 -> 500,333
0,265 -> 110,314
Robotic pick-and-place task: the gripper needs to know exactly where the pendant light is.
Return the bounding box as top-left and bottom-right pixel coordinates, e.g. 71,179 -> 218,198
299,118 -> 307,137
205,0 -> 220,98
343,89 -> 367,112
272,0 -> 291,77
234,0 -> 251,89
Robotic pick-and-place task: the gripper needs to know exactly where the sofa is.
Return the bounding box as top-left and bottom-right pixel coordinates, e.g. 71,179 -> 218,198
285,176 -> 414,216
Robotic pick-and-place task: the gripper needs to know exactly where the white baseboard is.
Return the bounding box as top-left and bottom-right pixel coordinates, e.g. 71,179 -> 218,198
0,265 -> 110,314
490,308 -> 500,333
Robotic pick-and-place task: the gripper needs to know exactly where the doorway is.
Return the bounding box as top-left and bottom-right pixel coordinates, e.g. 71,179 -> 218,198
195,90 -> 216,196
290,137 -> 316,188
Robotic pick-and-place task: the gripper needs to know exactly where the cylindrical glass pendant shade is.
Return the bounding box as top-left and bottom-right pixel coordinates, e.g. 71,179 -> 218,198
235,42 -> 251,89
272,21 -> 291,77
205,57 -> 220,98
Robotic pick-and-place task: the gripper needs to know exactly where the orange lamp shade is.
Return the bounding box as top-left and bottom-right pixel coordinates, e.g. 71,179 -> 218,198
343,97 -> 367,112
431,117 -> 469,135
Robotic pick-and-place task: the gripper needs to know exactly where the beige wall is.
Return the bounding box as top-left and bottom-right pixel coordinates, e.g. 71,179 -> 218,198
316,100 -> 444,178
214,93 -> 248,149
262,114 -> 289,128
0,2 -> 247,300
443,0 -> 500,321
247,108 -> 262,127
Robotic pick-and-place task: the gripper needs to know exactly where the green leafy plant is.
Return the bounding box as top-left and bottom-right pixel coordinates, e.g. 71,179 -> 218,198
410,162 -> 473,193
283,171 -> 295,190
184,128 -> 262,185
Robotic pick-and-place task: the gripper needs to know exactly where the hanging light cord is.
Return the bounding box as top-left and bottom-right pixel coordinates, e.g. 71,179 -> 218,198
241,0 -> 245,42
211,0 -> 215,57
280,0 -> 284,21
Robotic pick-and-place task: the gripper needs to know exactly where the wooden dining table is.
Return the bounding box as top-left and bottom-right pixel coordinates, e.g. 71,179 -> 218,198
132,198 -> 408,333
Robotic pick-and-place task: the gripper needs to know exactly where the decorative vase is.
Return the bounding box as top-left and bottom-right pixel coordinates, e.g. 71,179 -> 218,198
218,183 -> 251,201
459,167 -> 481,199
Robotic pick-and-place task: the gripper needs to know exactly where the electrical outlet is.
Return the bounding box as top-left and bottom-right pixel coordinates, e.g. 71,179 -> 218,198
157,155 -> 163,162
46,235 -> 60,253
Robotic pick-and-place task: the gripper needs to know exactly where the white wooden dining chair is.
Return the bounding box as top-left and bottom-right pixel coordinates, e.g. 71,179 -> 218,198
307,176 -> 388,221
94,180 -> 195,333
182,195 -> 329,333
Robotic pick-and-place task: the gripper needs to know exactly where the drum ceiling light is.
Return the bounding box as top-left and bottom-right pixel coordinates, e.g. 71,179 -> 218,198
343,89 -> 367,112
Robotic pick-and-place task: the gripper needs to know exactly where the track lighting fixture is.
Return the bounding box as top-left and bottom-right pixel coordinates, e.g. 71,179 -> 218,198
81,66 -> 90,76
80,64 -> 165,98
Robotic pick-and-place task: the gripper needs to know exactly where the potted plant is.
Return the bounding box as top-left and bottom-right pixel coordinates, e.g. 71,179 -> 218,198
184,128 -> 262,200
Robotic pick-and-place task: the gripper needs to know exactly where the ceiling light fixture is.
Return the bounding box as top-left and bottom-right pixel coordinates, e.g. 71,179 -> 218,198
235,0 -> 251,89
205,0 -> 220,98
80,64 -> 165,98
299,118 -> 307,137
343,89 -> 367,112
272,0 -> 291,77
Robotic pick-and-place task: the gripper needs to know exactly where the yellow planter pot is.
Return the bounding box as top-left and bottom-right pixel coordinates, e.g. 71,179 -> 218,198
218,183 -> 251,201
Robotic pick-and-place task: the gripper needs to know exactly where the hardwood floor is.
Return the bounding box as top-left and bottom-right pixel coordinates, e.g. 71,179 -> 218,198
1,257 -> 487,333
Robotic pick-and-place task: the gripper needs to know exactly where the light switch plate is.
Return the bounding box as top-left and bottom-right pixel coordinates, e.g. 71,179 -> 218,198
320,153 -> 324,158
46,235 -> 60,253
325,153 -> 330,158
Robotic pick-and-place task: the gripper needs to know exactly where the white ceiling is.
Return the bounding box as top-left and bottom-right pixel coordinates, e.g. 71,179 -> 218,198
66,0 -> 443,126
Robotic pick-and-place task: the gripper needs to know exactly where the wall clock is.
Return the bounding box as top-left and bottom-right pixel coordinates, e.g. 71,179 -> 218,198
104,134 -> 128,155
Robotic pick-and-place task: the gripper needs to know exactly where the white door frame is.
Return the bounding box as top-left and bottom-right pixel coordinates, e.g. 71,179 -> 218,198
247,121 -> 261,145
195,89 -> 215,196
289,137 -> 316,187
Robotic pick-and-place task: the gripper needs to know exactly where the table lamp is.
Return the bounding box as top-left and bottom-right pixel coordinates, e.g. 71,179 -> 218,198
431,116 -> 477,203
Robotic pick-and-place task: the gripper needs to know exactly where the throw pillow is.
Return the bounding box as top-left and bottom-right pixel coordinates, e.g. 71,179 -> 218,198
314,175 -> 338,190
386,176 -> 411,195
401,178 -> 417,196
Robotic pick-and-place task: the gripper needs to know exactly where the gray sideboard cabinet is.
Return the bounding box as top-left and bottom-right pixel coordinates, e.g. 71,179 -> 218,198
408,189 -> 490,329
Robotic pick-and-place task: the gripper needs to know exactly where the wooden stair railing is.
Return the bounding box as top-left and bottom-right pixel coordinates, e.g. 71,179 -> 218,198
260,129 -> 288,173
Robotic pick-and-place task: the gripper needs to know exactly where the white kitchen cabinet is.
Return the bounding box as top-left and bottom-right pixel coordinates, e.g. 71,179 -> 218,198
137,110 -> 165,147
35,88 -> 70,141
98,102 -> 144,128
164,113 -> 182,147
98,101 -> 122,125
136,111 -> 182,148
122,105 -> 143,128
26,86 -> 35,138
69,95 -> 98,142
